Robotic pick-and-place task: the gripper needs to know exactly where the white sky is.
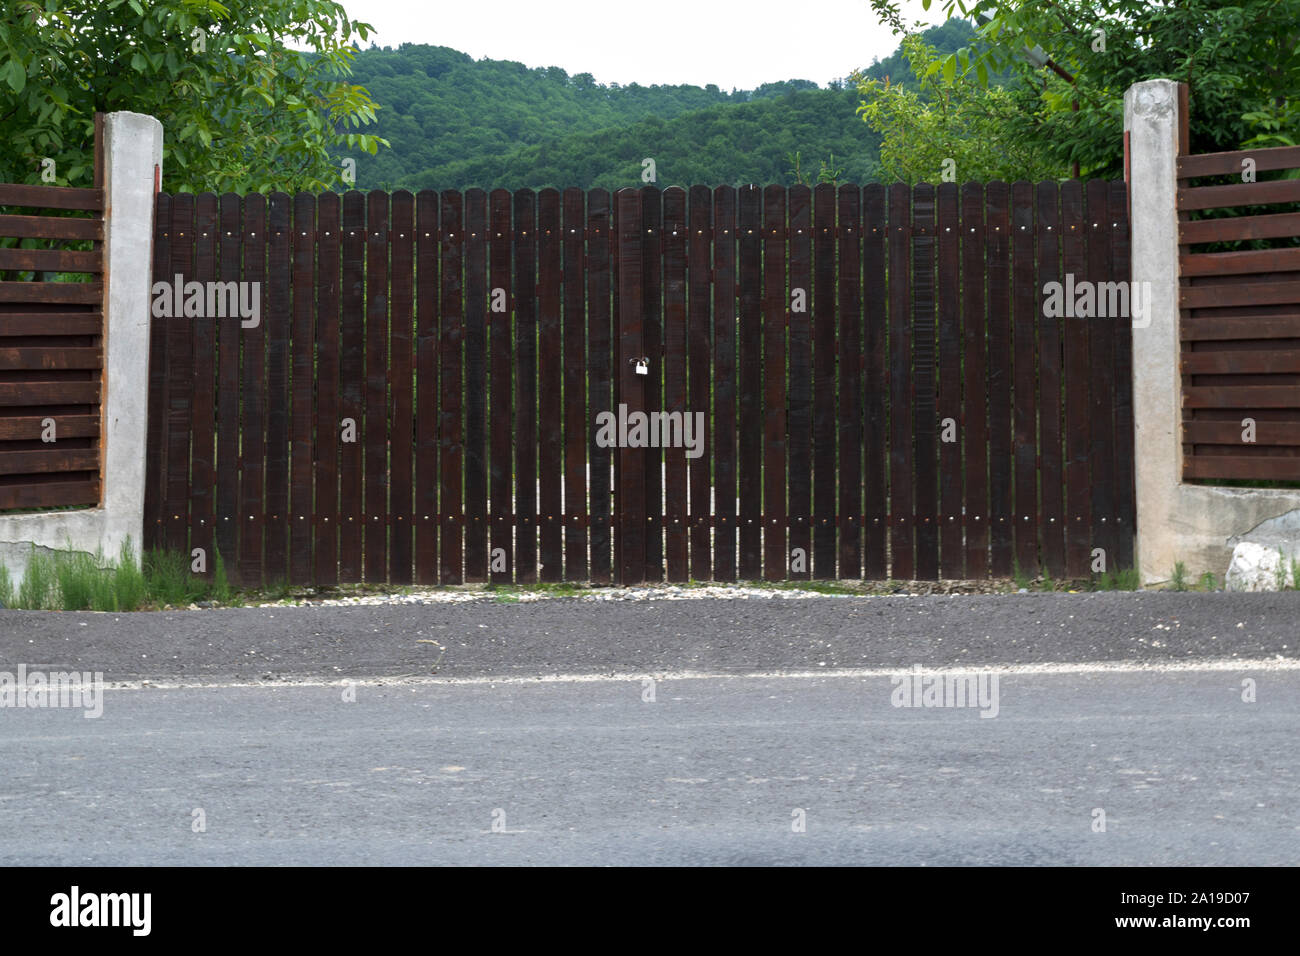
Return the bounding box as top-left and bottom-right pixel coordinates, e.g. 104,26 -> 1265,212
342,0 -> 944,89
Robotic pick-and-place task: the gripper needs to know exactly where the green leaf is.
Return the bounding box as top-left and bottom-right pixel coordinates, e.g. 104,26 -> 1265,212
4,60 -> 24,93
130,52 -> 148,73
942,56 -> 956,83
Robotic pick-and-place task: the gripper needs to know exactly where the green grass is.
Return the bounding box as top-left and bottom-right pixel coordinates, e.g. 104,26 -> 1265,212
1093,566 -> 1140,591
1171,561 -> 1188,592
0,540 -> 243,611
1199,571 -> 1217,591
0,559 -> 14,608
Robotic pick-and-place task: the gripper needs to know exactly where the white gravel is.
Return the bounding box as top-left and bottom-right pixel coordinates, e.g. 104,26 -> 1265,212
252,583 -> 872,608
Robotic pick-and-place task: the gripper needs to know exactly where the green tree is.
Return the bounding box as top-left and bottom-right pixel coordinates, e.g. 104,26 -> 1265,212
0,0 -> 388,192
866,0 -> 1300,175
853,33 -> 1067,183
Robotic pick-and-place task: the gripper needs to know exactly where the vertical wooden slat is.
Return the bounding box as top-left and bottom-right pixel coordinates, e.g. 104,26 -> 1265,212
641,187 -> 664,581
762,185 -> 787,580
513,190 -> 538,583
1036,181 -> 1065,580
615,188 -> 646,584
1086,180 -> 1116,572
687,185 -> 713,582
912,183 -> 938,580
338,192 -> 365,583
936,183 -> 962,579
562,188 -> 588,581
587,189 -> 613,585
537,189 -> 563,582
314,193 -> 340,586
363,190 -> 389,583
93,112 -> 105,189
611,195 -> 621,582
887,183 -> 912,579
662,187 -> 689,582
237,194 -> 266,585
712,186 -> 738,582
862,184 -> 888,579
389,191 -> 415,584
985,181 -> 1013,578
415,191 -> 440,584
144,193 -> 171,554
489,189 -> 513,583
215,193 -> 242,579
464,189 -> 489,581
164,193 -> 195,556
838,185 -> 863,579
961,184 -> 988,578
190,193 -> 217,579
1110,180 -> 1136,571
265,193 -> 291,584
1011,181 -> 1038,578
787,185 -> 812,579
737,184 -> 763,579
290,192 -> 316,585
439,190 -> 464,584
812,184 -> 837,577
1060,180 -> 1090,578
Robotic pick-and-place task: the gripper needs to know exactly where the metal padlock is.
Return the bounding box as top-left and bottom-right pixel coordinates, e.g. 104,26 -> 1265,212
633,357 -> 649,376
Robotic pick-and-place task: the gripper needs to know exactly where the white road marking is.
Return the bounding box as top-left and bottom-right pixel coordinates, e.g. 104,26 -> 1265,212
103,655 -> 1300,691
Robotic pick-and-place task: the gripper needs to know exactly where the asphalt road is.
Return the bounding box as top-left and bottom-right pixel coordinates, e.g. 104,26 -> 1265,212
2,593 -> 1298,865
3,591 -> 1297,683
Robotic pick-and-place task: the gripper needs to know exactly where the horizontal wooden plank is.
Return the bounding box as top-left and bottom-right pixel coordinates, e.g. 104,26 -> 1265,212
0,282 -> 102,306
0,478 -> 99,511
1178,178 -> 1300,211
1181,247 -> 1300,277
1183,385 -> 1300,408
1184,420 -> 1300,445
1182,349 -> 1300,374
1181,315 -> 1300,340
0,247 -> 101,273
0,414 -> 99,440
1178,145 -> 1300,179
0,313 -> 102,336
1185,455 -> 1300,481
1180,211 -> 1300,245
0,347 -> 102,371
0,214 -> 102,241
0,447 -> 98,476
1180,280 -> 1300,309
0,382 -> 100,406
0,183 -> 104,211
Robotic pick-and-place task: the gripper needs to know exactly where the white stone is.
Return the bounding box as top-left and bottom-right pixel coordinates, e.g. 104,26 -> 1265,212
1224,542 -> 1291,592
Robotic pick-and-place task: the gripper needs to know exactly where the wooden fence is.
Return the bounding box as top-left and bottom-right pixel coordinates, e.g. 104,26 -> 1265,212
1177,88 -> 1300,480
145,181 -> 1134,586
0,116 -> 105,511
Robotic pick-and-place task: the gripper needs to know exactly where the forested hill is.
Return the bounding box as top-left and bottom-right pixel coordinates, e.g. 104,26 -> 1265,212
340,19 -> 976,191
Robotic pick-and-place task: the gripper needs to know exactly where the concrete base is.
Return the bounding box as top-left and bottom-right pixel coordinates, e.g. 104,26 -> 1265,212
1139,485 -> 1300,584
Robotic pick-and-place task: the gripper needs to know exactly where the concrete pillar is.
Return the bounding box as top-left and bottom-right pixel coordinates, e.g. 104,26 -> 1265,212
100,112 -> 164,569
1126,80 -> 1300,584
0,112 -> 162,589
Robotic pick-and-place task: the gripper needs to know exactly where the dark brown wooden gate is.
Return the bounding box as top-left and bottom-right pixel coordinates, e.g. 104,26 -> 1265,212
144,181 -> 1133,586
